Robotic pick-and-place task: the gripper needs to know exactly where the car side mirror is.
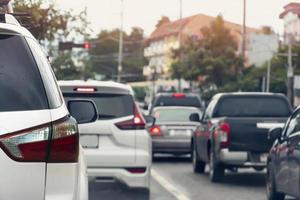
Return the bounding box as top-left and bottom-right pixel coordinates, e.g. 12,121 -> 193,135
143,115 -> 156,127
190,113 -> 200,122
68,100 -> 98,124
268,127 -> 283,141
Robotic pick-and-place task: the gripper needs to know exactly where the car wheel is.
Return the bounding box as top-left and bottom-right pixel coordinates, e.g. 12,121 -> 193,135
209,150 -> 224,183
192,144 -> 205,173
266,164 -> 285,200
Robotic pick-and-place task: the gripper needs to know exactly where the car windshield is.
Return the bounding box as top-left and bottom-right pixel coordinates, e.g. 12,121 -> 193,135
153,107 -> 201,123
63,93 -> 134,119
215,96 -> 292,117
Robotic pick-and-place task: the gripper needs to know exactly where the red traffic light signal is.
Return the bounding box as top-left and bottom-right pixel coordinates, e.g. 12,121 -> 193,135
83,42 -> 91,49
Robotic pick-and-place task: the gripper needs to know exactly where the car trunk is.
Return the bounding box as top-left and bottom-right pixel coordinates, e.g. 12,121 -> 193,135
156,122 -> 198,139
225,117 -> 287,152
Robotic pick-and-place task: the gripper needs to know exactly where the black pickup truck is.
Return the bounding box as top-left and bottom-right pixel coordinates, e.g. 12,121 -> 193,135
190,93 -> 293,182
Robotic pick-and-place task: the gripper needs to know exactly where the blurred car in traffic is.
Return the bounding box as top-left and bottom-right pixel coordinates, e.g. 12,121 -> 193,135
147,93 -> 204,114
0,14 -> 91,200
267,107 -> 300,200
190,92 -> 292,182
59,80 -> 153,197
149,106 -> 202,157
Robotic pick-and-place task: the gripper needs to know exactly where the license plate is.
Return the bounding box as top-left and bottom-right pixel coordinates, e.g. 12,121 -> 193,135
80,135 -> 98,148
169,130 -> 191,137
260,154 -> 268,163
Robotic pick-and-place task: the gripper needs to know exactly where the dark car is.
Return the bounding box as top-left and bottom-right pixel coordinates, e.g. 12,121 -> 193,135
149,106 -> 202,156
267,107 -> 300,200
149,93 -> 203,113
190,93 -> 292,182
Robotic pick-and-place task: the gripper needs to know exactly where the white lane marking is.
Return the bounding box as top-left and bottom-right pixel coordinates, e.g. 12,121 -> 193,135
151,169 -> 190,200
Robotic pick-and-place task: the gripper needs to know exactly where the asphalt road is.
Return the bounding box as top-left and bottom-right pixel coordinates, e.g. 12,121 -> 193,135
89,155 -> 297,200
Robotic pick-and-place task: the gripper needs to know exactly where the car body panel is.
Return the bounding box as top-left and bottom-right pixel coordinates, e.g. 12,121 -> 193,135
60,81 -> 151,189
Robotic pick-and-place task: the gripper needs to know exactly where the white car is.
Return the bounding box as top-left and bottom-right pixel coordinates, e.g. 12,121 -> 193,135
59,80 -> 152,196
0,14 -> 91,200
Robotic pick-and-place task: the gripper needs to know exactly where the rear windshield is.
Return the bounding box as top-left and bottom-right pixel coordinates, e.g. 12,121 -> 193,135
0,34 -> 48,112
215,96 -> 292,117
153,96 -> 201,108
63,93 -> 134,120
153,107 -> 202,123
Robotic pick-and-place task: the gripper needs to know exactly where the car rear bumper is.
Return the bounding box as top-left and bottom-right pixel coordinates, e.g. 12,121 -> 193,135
152,138 -> 191,154
87,167 -> 150,189
219,149 -> 267,167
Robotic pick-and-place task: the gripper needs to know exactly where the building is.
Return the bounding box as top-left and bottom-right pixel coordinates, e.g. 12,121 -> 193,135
144,14 -> 256,79
248,32 -> 279,67
280,3 -> 300,43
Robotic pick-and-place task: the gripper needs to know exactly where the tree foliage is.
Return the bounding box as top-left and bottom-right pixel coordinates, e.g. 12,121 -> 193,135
89,27 -> 145,82
171,15 -> 243,88
13,0 -> 90,42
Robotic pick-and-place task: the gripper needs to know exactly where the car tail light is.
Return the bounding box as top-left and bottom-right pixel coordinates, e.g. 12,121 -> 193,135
125,167 -> 147,174
0,117 -> 79,163
0,125 -> 50,162
48,117 -> 79,163
172,93 -> 186,98
149,125 -> 161,136
215,122 -> 230,148
115,104 -> 146,130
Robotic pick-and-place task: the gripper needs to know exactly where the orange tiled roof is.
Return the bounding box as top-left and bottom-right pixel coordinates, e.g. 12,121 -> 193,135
280,2 -> 300,19
148,14 -> 257,42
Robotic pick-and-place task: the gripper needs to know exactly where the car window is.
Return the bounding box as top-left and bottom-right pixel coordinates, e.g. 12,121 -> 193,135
0,34 -> 48,112
26,38 -> 63,109
215,96 -> 291,118
153,108 -> 202,123
63,93 -> 134,119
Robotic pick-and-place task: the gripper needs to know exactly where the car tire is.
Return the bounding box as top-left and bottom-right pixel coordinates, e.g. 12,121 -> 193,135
209,150 -> 224,183
266,164 -> 285,200
192,143 -> 205,173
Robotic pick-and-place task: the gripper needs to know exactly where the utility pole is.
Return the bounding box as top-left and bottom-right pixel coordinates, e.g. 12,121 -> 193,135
287,37 -> 294,105
241,0 -> 246,63
178,0 -> 183,92
117,0 -> 124,83
179,0 -> 183,19
266,59 -> 271,92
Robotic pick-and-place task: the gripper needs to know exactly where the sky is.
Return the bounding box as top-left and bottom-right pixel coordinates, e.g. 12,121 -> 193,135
53,0 -> 299,36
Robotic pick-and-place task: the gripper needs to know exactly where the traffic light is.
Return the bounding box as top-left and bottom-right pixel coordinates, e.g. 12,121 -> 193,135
59,41 -> 91,51
83,42 -> 91,49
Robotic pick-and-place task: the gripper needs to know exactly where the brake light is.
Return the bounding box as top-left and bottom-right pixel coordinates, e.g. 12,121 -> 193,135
48,117 -> 79,163
172,93 -> 186,98
216,122 -> 230,148
75,87 -> 97,93
0,117 -> 79,163
149,125 -> 161,136
115,104 -> 146,130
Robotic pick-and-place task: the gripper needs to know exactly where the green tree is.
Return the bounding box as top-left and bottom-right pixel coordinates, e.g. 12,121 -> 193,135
171,15 -> 242,88
13,0 -> 90,42
89,27 -> 145,82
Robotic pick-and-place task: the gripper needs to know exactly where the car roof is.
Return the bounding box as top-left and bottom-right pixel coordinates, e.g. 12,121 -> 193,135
59,80 -> 134,95
0,22 -> 35,39
155,93 -> 200,98
153,106 -> 201,111
213,92 -> 287,100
